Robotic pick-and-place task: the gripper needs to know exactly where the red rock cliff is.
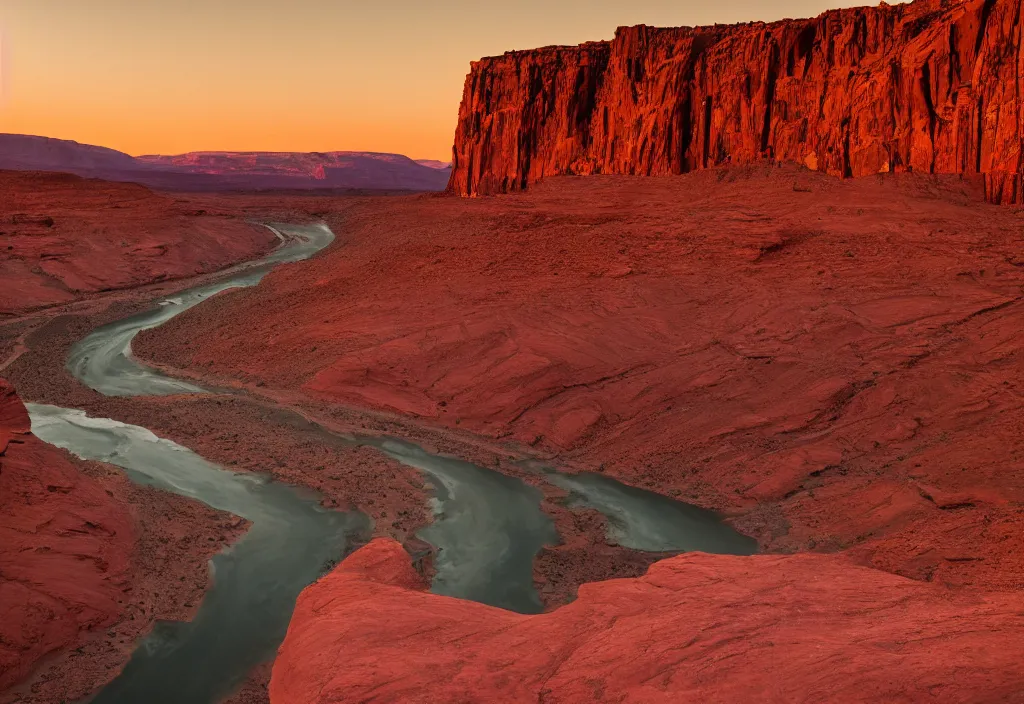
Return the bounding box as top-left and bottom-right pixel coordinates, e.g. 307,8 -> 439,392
448,0 -> 1024,203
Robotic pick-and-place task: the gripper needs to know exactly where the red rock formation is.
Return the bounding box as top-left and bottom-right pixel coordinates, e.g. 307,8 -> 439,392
449,0 -> 1024,204
270,539 -> 1024,703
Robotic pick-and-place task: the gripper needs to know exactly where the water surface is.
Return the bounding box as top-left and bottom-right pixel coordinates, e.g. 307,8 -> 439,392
548,471 -> 757,554
359,436 -> 558,613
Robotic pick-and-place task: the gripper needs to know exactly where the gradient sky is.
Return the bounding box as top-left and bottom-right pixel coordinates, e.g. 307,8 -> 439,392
0,1 -> 903,159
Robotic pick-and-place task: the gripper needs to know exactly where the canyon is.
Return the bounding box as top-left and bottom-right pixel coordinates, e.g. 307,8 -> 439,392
448,0 -> 1024,204
4,162 -> 1023,701
5,0 -> 1024,700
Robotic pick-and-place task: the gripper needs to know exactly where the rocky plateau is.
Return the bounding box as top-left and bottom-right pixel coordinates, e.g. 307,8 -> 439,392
449,0 -> 1024,205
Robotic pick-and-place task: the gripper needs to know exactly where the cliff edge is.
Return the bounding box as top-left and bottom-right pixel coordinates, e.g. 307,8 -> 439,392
448,0 -> 1024,203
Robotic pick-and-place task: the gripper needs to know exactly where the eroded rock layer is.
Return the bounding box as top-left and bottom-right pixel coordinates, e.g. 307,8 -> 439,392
0,380 -> 134,691
449,0 -> 1024,203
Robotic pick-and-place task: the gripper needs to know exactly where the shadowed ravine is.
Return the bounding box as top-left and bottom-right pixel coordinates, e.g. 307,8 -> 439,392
34,222 -> 755,703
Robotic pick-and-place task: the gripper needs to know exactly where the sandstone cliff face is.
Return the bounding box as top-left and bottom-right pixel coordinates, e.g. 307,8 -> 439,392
449,0 -> 1024,204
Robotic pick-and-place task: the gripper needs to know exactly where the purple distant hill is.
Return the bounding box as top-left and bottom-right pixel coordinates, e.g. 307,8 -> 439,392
0,134 -> 451,192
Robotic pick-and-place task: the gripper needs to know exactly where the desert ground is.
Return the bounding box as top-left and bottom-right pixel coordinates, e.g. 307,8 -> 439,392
2,163 -> 1023,702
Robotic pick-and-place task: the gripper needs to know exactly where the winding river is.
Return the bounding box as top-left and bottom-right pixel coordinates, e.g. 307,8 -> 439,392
30,222 -> 756,703
66,223 -> 335,397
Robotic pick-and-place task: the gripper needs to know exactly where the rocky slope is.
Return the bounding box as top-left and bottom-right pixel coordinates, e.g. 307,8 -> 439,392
0,171 -> 275,313
270,538 -> 1024,703
449,0 -> 1024,204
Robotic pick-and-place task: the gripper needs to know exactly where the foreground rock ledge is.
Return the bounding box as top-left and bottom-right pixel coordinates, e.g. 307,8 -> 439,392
271,539 -> 1024,704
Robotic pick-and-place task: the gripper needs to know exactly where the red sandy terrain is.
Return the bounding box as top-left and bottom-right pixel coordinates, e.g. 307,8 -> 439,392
136,167 -> 1024,593
131,165 -> 1024,696
0,171 -> 275,313
0,379 -> 243,703
450,0 -> 1024,204
8,160 -> 1020,700
270,539 -> 1024,703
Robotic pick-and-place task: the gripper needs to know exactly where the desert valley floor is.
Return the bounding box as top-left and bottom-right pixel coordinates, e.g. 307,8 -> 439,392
2,165 -> 1023,703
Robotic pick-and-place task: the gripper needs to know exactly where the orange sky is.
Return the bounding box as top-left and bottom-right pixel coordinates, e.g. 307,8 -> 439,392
0,1 -> 904,160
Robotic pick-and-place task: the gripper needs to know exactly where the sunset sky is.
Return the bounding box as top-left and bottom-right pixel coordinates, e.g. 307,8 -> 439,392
0,1 -> 903,160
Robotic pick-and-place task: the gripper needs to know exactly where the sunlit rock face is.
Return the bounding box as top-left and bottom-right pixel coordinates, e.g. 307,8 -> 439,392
449,0 -> 1024,204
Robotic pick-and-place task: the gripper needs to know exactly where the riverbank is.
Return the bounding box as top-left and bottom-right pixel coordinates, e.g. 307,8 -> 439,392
0,197 -> 352,701
0,171 -> 277,314
0,182 -> 286,699
1,256 -> 694,612
0,381 -> 246,704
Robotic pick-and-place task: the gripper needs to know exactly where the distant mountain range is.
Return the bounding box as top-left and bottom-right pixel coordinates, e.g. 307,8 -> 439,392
0,134 -> 451,192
